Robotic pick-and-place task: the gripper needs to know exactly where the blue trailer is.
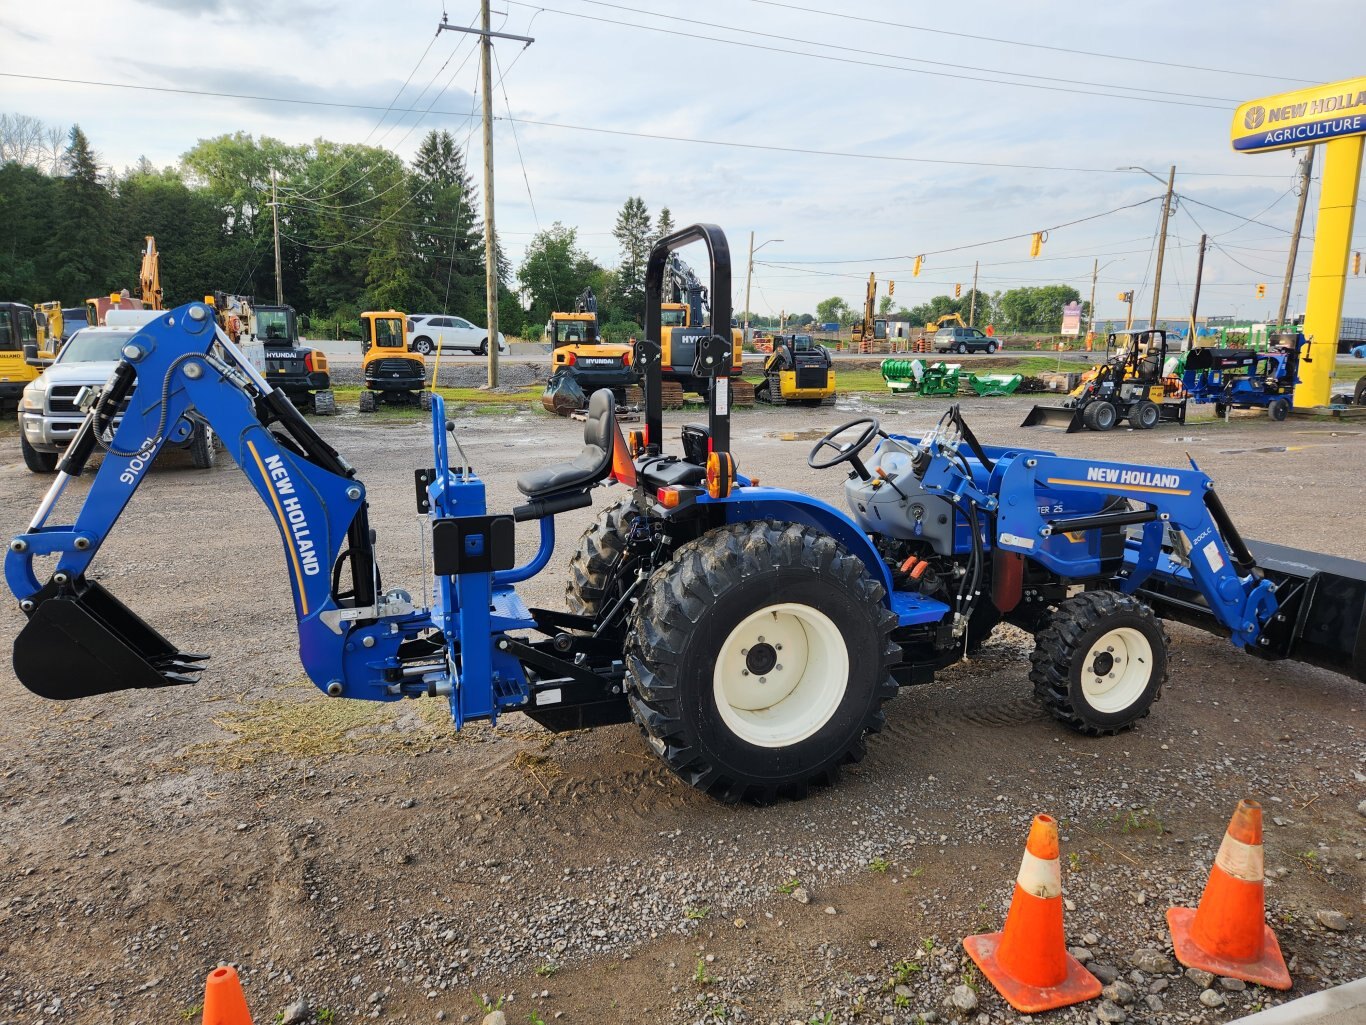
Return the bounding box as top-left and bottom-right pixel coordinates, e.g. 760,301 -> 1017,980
1181,333 -> 1305,421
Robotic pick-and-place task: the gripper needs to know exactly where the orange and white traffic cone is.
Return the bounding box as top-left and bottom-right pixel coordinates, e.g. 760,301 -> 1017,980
1166,799 -> 1291,990
202,965 -> 253,1025
963,814 -> 1101,1013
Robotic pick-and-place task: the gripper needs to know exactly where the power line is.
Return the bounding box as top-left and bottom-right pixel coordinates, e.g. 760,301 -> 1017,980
518,0 -> 1238,104
4,72 -> 1294,178
744,0 -> 1320,84
503,0 -> 1229,109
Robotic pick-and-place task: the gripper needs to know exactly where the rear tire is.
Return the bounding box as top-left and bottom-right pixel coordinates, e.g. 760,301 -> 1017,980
20,434 -> 56,474
477,339 -> 488,356
626,521 -> 898,803
358,390 -> 377,413
1082,400 -> 1117,431
189,424 -> 217,469
956,342 -> 968,354
1131,399 -> 1159,429
1029,590 -> 1167,736
566,496 -> 641,618
1268,396 -> 1290,421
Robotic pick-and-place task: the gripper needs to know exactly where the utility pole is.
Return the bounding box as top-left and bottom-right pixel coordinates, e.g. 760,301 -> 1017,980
1277,146 -> 1315,326
969,260 -> 979,326
1148,164 -> 1176,333
271,169 -> 283,306
1087,258 -> 1098,345
1188,234 -> 1207,349
438,9 -> 535,388
744,231 -> 754,344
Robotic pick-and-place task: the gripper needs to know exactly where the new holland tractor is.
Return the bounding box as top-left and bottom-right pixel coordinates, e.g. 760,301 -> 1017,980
8,225 -> 1366,804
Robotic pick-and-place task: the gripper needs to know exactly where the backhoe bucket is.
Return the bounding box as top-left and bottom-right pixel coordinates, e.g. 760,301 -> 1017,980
1021,404 -> 1083,432
13,579 -> 206,700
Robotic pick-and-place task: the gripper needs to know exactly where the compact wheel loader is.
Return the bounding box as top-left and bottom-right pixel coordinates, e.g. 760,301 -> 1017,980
9,225 -> 1366,804
1023,329 -> 1185,433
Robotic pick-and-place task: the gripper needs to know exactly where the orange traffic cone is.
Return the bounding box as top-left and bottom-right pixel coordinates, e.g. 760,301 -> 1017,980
963,814 -> 1101,1013
1166,800 -> 1291,989
202,965 -> 253,1025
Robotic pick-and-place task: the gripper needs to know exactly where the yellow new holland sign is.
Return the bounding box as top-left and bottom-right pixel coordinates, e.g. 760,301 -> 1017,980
1232,77 -> 1366,153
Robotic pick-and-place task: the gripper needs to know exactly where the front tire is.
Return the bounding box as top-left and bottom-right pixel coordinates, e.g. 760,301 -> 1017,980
477,339 -> 488,356
1268,396 -> 1290,421
189,424 -> 217,469
566,496 -> 641,618
626,521 -> 898,803
20,434 -> 56,474
986,342 -> 997,354
1029,591 -> 1167,736
1082,400 -> 1117,431
413,337 -> 434,356
1131,399 -> 1159,430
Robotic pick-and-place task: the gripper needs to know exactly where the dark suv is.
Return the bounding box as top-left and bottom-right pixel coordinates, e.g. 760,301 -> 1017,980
933,326 -> 997,354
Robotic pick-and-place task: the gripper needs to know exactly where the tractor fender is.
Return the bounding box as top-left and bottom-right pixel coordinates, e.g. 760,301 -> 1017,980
712,488 -> 893,601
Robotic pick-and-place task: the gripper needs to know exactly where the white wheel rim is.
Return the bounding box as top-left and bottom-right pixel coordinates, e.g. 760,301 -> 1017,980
712,603 -> 849,748
1081,626 -> 1153,714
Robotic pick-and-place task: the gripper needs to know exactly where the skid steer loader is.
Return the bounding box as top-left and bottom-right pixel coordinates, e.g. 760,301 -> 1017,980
8,225 -> 1366,805
754,332 -> 836,405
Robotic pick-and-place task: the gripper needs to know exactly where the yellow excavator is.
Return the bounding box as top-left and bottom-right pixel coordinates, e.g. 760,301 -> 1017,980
359,311 -> 428,412
851,272 -> 889,351
657,253 -> 748,408
541,287 -> 637,415
925,312 -> 966,334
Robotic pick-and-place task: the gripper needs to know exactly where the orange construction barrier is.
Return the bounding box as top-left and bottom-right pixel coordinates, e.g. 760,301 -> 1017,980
1166,800 -> 1291,990
202,966 -> 253,1025
963,814 -> 1101,1013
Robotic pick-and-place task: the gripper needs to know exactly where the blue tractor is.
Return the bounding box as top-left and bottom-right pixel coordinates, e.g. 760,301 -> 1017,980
1181,332 -> 1307,420
8,226 -> 1366,803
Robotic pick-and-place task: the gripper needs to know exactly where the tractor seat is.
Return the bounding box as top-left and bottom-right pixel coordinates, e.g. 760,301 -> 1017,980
516,389 -> 616,500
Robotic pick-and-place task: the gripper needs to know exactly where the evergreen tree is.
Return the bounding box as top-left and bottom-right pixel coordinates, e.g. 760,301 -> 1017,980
654,206 -> 674,241
612,196 -> 652,324
410,129 -> 483,317
50,125 -> 114,302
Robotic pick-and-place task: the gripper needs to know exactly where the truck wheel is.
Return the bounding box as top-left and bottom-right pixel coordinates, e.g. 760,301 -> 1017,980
986,342 -> 997,354
477,339 -> 488,356
1029,590 -> 1167,736
20,434 -> 56,474
566,496 -> 641,618
1131,399 -> 1160,429
1082,400 -> 1117,431
413,336 -> 434,356
312,390 -> 337,416
189,424 -> 217,469
358,390 -> 377,413
1268,397 -> 1290,421
626,521 -> 899,803
956,342 -> 968,354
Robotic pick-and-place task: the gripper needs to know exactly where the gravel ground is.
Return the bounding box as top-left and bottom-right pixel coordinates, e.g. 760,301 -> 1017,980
0,394 -> 1361,1025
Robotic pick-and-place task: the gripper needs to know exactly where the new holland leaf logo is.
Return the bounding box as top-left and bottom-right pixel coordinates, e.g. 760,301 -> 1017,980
1244,105 -> 1267,130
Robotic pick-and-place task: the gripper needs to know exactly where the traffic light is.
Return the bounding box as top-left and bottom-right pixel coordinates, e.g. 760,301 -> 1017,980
1355,251 -> 1362,275
889,280 -> 895,296
1029,232 -> 1043,258
1256,283 -> 1266,299
912,256 -> 923,277
1116,291 -> 1133,303
954,283 -> 962,298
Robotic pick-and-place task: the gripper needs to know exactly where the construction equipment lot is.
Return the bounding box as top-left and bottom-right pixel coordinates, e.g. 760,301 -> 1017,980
0,396 -> 1361,1024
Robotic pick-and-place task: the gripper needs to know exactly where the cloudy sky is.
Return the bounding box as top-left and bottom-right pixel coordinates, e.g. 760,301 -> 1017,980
4,0 -> 1364,323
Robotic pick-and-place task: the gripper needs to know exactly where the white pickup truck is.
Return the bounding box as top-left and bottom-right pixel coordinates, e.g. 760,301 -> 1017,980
16,310 -> 226,474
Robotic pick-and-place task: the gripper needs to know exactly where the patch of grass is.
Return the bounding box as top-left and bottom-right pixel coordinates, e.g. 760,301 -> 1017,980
475,993 -> 506,1014
317,1010 -> 335,1025
180,1005 -> 202,1022
1116,807 -> 1163,835
868,856 -> 891,874
512,750 -> 561,779
908,866 -> 925,879
892,960 -> 922,985
1068,851 -> 1082,871
535,963 -> 558,978
920,936 -> 936,954
528,1011 -> 548,1025
694,958 -> 714,985
776,877 -> 803,895
685,906 -> 710,921
808,1013 -> 834,1025
184,698 -> 388,768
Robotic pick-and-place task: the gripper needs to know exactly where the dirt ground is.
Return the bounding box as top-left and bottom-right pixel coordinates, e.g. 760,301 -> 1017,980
0,390 -> 1362,1025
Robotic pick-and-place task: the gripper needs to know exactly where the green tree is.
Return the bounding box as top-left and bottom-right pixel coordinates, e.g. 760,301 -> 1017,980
654,206 -> 674,241
996,284 -> 1081,332
50,125 -> 115,302
877,294 -> 894,316
410,129 -> 483,317
612,196 -> 652,323
517,222 -> 602,330
815,296 -> 848,325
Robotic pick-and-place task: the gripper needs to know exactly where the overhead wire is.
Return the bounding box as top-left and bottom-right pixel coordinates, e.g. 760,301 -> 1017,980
502,0 -> 1229,109
743,0 -> 1320,83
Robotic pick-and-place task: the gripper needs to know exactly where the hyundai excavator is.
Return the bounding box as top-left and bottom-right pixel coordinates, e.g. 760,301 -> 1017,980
8,224 -> 1365,806
541,287 -> 638,416
656,252 -> 749,409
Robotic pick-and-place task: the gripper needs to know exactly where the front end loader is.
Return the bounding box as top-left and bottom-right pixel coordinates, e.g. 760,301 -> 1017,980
8,225 -> 1365,806
1023,329 -> 1185,432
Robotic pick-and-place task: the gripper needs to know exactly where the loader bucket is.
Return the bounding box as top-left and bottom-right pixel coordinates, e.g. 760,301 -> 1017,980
1021,404 -> 1083,432
13,579 -> 206,700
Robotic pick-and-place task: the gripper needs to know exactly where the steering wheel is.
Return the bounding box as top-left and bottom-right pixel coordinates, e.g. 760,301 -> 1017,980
808,416 -> 882,477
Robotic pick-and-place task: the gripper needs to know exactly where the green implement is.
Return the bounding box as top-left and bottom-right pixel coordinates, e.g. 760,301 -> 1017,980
918,362 -> 962,397
967,373 -> 1023,397
880,358 -> 922,393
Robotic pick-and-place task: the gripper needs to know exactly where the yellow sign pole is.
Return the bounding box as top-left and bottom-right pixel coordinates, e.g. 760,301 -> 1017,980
1298,136 -> 1362,406
1231,76 -> 1366,407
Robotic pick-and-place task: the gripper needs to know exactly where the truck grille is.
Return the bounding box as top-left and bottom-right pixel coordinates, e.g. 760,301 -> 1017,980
48,384 -> 134,415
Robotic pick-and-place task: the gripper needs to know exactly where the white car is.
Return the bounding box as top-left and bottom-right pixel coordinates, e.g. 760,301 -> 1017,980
407,314 -> 509,356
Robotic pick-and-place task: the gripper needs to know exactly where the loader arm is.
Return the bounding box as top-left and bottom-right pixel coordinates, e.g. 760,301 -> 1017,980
6,303 -> 420,702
